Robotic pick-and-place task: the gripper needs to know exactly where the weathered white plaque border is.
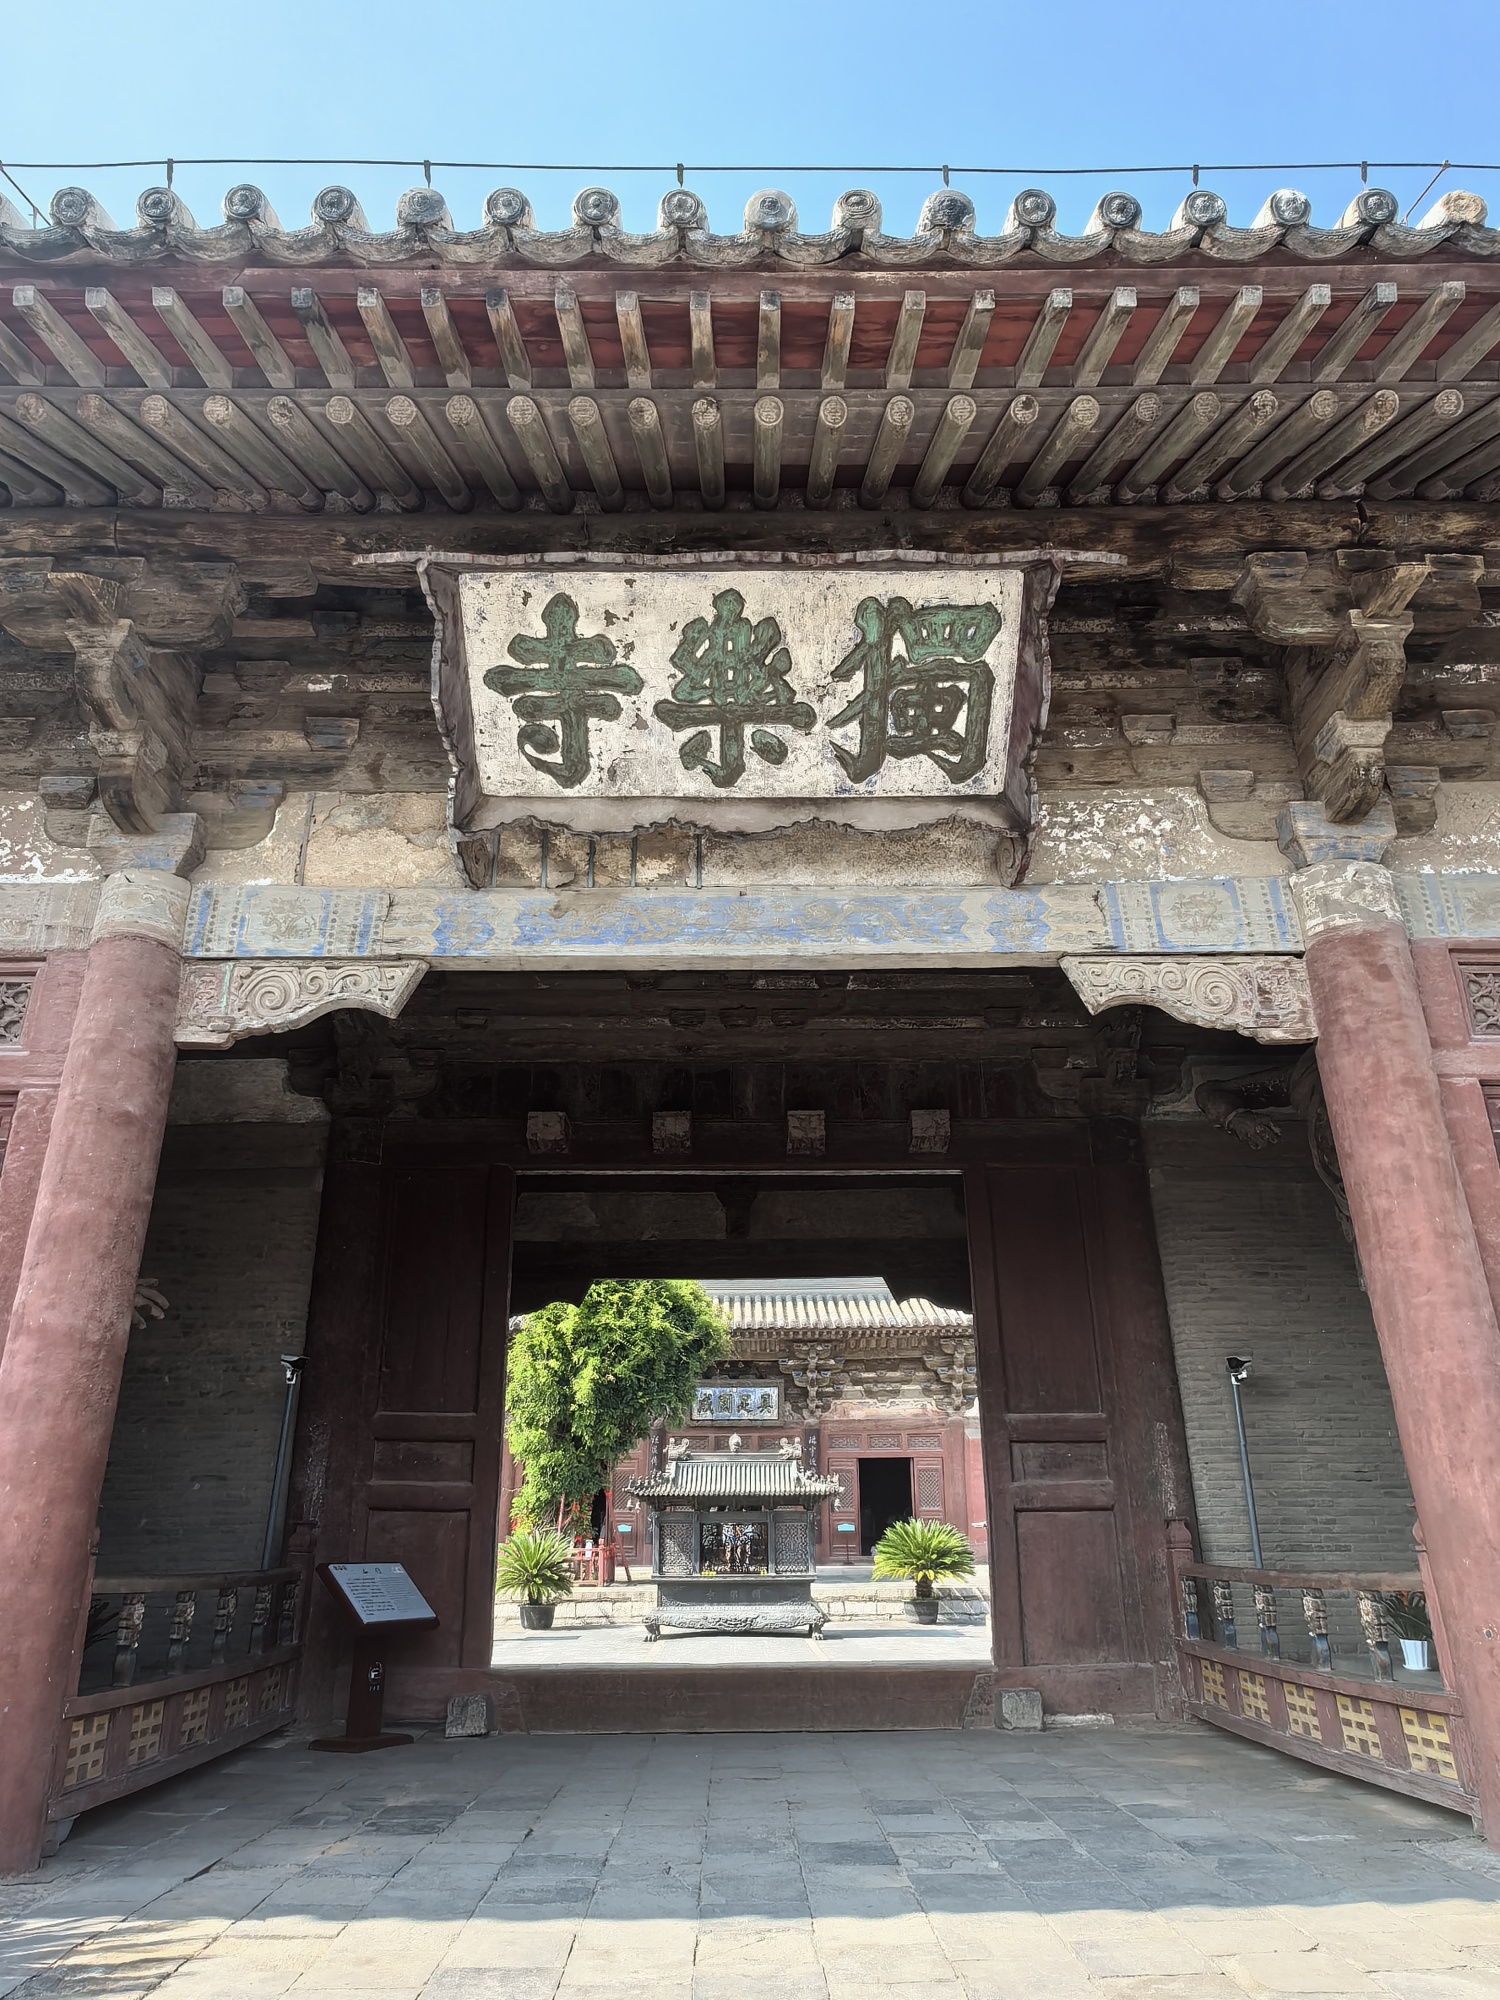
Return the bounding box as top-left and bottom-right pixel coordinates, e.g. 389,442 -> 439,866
423,556 -> 1056,846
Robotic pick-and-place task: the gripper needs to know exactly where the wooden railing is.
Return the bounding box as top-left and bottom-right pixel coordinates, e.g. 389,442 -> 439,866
47,1537 -> 311,1837
1166,1521 -> 1481,1829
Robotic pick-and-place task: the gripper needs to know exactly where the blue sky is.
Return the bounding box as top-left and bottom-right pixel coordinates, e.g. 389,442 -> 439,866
2,0 -> 1498,240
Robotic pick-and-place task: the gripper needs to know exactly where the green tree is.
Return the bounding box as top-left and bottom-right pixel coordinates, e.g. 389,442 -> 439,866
505,1279 -> 730,1528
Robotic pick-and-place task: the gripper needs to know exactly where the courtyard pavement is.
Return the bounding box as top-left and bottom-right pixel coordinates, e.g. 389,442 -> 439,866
490,1620 -> 994,1669
3,1722 -> 1500,1998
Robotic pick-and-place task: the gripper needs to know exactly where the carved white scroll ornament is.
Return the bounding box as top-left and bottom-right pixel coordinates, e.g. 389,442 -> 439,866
176,959 -> 426,1047
1061,955 -> 1316,1044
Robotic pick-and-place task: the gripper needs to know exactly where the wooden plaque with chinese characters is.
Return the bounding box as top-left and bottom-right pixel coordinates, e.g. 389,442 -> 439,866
425,559 -> 1056,842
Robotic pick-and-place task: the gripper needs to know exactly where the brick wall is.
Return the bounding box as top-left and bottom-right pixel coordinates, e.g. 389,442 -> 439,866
1146,1120 -> 1415,1572
95,1076 -> 327,1575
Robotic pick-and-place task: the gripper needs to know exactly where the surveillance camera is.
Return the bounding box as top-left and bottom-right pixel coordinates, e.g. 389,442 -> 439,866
1226,1355 -> 1252,1383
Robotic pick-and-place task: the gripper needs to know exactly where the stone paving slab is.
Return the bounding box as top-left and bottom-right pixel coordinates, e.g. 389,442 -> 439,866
1,1724 -> 1499,1997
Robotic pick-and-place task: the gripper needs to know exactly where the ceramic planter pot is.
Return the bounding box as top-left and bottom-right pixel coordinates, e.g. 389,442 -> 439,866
519,1601 -> 556,1630
1399,1637 -> 1431,1671
913,1597 -> 940,1625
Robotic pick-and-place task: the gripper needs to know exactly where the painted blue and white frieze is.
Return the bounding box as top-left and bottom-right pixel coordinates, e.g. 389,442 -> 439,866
1100,877 -> 1301,955
424,562 -> 1053,838
1397,874 -> 1500,940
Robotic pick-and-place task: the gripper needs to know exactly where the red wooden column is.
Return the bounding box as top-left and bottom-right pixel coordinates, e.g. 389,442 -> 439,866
0,855 -> 192,1875
1295,858 -> 1500,1843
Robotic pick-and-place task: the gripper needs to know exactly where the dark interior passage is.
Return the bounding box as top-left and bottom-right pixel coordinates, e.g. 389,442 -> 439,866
858,1457 -> 913,1554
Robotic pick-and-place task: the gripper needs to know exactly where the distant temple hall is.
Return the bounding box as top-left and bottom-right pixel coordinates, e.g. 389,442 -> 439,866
0,167 -> 1498,1865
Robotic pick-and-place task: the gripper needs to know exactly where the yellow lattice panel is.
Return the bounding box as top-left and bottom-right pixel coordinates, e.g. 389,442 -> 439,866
126,1701 -> 165,1769
1283,1683 -> 1322,1740
1199,1660 -> 1228,1709
223,1678 -> 251,1732
1236,1671 -> 1270,1724
1337,1693 -> 1383,1760
63,1713 -> 109,1789
1401,1708 -> 1460,1782
178,1687 -> 211,1748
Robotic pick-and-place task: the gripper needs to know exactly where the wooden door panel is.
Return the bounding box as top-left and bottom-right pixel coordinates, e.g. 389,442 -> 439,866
912,1455 -> 946,1518
379,1169 -> 492,1415
1016,1509 -> 1128,1665
987,1167 -> 1102,1415
363,1508 -> 470,1670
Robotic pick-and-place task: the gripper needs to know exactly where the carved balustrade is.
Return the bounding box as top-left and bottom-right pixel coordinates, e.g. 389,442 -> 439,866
1166,1521 -> 1480,1827
47,1544 -> 312,1841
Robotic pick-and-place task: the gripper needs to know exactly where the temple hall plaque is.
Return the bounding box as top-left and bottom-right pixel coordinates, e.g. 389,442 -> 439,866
425,560 -> 1056,844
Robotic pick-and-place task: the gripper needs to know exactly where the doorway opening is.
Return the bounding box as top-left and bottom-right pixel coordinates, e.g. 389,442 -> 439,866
857,1457 -> 914,1555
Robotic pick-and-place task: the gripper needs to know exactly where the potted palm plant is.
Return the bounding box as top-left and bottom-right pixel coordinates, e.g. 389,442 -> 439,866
872,1518 -> 975,1624
1383,1590 -> 1434,1672
497,1528 -> 574,1630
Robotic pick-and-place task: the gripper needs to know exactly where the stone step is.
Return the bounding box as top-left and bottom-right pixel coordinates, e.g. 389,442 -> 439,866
494,1577 -> 991,1628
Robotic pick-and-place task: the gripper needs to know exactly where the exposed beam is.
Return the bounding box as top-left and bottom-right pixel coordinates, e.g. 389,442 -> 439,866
11,285 -> 105,386
324,396 -> 423,507
73,394 -> 217,507
1267,389 -> 1400,499
757,291 -> 781,391
1426,434 -> 1500,500
1161,390 -> 1280,502
912,394 -> 977,507
627,395 -> 672,508
0,409 -> 112,503
1312,283 -> 1398,382
1067,393 -> 1162,502
290,288 -> 356,390
1014,394 -> 1099,505
1216,389 -> 1340,498
137,395 -> 270,507
484,289 -> 532,389
1249,285 -> 1332,385
151,288 -> 233,390
753,394 -> 783,508
0,315 -> 44,387
1131,287 -> 1199,385
554,285 -> 595,390
356,288 -> 415,389
692,395 -> 725,508
222,288 -> 296,389
84,289 -> 172,389
506,394 -> 574,512
1013,289 -> 1067,390
443,394 -> 521,507
805,394 -> 848,507
1316,388 -> 1465,498
200,395 -> 322,506
0,447 -> 62,505
860,394 -> 916,507
962,396 -> 1040,506
421,287 -> 472,389
821,294 -> 855,391
1375,282 -> 1465,381
568,395 -> 624,512
1072,288 -> 1136,389
884,291 -> 925,391
1436,299 -> 1500,383
12,393 -> 158,504
690,293 -> 716,390
615,293 -> 652,390
1367,394 -> 1500,497
948,290 -> 996,390
1187,286 -> 1262,386
1115,391 -> 1221,501
387,394 -> 473,510
266,395 -> 373,507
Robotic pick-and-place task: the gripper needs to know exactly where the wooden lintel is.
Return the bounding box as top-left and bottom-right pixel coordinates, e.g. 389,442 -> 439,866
948,290 -> 996,391
1375,282 -> 1465,381
1131,288 -> 1199,386
567,395 -> 624,512
860,395 -> 916,507
757,291 -> 782,392
1067,393 -> 1161,502
962,396 -> 1039,506
356,289 -> 415,390
615,294 -> 652,390
884,292 -> 926,391
753,394 -> 783,509
1014,394 -> 1099,505
805,394 -> 848,508
387,395 -> 473,510
11,286 -> 106,387
506,394 -> 574,512
420,288 -> 472,390
626,395 -> 672,508
484,290 -> 532,389
1312,283 -> 1398,383
84,290 -> 173,390
200,395 -> 321,507
1072,288 -> 1137,390
1249,285 -> 1332,386
324,396 -> 423,507
266,396 -> 373,508
690,293 -> 716,390
443,395 -> 521,508
1187,287 -> 1262,387
222,289 -> 296,390
911,395 -> 977,508
554,286 -> 595,391
290,289 -> 356,391
821,294 -> 855,391
151,289 -> 234,391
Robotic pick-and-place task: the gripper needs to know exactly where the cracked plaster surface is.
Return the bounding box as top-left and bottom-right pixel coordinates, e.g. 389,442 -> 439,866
1025,788 -> 1288,884
1390,782 -> 1500,875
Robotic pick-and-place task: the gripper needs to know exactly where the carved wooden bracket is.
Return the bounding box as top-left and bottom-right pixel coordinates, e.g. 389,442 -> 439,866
1062,954 -> 1316,1044
176,958 -> 426,1047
